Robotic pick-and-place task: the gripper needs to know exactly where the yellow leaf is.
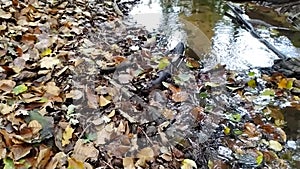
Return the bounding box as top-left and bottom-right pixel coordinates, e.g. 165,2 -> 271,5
224,126 -> 230,135
99,95 -> 111,107
247,79 -> 256,88
181,159 -> 197,169
40,48 -> 52,57
62,125 -> 74,147
278,78 -> 287,89
67,157 -> 84,169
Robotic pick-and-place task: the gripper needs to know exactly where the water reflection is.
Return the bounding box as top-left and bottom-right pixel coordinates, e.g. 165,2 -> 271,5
129,0 -> 300,70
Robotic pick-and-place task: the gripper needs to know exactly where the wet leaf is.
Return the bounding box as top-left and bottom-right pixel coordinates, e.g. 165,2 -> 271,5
278,78 -> 287,89
158,57 -> 170,70
247,79 -> 256,88
67,157 -> 84,169
269,140 -> 283,152
181,159 -> 197,169
62,125 -> 74,147
261,89 -> 275,96
229,113 -> 241,122
256,151 -> 263,165
13,84 -> 28,95
224,126 -> 230,135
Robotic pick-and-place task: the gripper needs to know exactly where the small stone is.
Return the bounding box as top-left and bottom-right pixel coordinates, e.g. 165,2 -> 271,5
291,88 -> 300,95
293,80 -> 300,88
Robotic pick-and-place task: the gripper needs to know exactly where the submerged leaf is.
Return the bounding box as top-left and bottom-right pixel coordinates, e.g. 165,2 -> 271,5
158,57 -> 170,70
261,89 -> 275,96
247,79 -> 256,88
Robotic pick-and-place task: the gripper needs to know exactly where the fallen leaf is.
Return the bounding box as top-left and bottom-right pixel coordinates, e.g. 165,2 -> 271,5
85,88 -> 98,109
181,159 -> 197,169
136,147 -> 154,167
158,57 -> 170,70
0,9 -> 12,19
99,95 -> 111,107
45,82 -> 60,96
28,120 -> 43,135
40,48 -> 52,57
10,145 -> 32,160
3,157 -> 15,169
40,57 -> 60,69
248,79 -> 256,88
46,152 -> 67,169
67,157 -> 84,169
269,140 -> 283,152
62,125 -> 74,147
0,80 -> 16,92
123,157 -> 134,169
72,139 -> 99,162
13,84 -> 28,95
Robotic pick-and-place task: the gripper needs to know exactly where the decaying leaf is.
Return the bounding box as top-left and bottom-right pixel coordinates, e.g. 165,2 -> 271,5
72,139 -> 99,162
62,125 -> 74,147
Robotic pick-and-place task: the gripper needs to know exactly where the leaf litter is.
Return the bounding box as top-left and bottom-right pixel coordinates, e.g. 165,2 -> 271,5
0,0 -> 299,168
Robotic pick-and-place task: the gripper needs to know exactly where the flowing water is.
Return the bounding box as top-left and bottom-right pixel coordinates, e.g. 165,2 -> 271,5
129,0 -> 300,70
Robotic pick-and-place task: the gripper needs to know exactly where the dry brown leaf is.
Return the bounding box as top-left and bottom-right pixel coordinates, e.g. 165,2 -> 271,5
46,152 -> 67,169
66,90 -> 83,100
45,82 -> 60,96
136,147 -> 154,167
10,145 -> 32,160
62,124 -> 74,147
36,145 -> 52,168
171,91 -> 188,102
0,80 -> 16,92
40,57 -> 60,69
0,103 -> 14,115
28,120 -> 43,135
123,157 -> 135,169
72,139 -> 99,162
86,87 -> 99,109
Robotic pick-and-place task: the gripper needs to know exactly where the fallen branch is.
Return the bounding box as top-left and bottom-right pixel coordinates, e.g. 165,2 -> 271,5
226,2 -> 288,60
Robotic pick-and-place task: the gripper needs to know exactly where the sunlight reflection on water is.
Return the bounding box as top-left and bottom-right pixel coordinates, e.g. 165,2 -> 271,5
129,0 -> 300,70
